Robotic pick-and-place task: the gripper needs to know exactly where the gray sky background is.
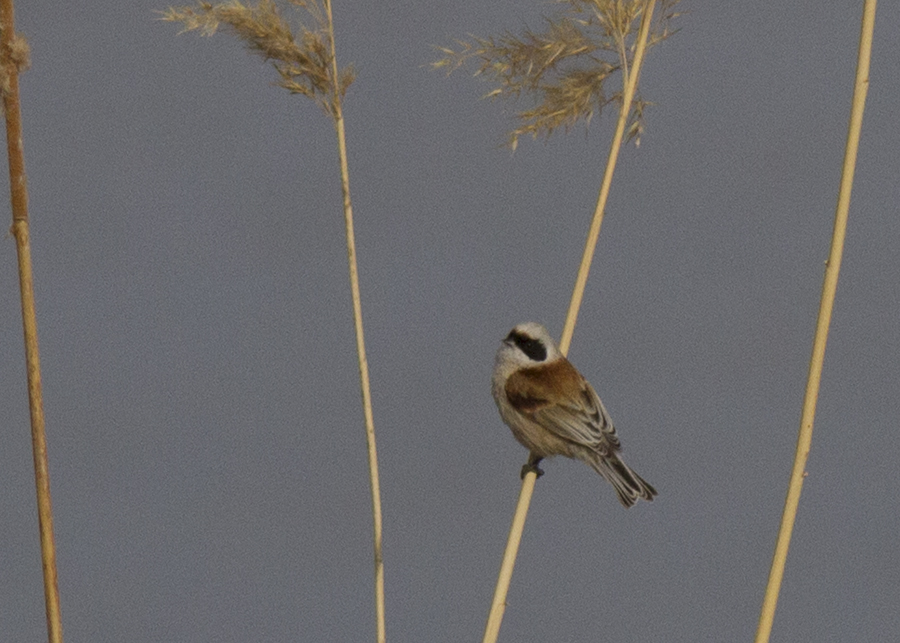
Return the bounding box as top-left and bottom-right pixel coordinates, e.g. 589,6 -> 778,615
2,1 -> 899,641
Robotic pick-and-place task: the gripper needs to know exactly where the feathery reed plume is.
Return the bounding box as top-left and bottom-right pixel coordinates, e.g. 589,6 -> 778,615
1,2 -> 64,641
438,2 -> 677,641
162,0 -> 355,114
434,0 -> 679,150
754,2 -> 878,641
161,3 -> 385,641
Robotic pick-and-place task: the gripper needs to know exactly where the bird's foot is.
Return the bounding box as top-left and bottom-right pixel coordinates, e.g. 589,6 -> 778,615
521,457 -> 544,479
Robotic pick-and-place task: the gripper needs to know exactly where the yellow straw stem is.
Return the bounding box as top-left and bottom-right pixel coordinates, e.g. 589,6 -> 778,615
323,3 -> 386,642
1,0 -> 64,640
481,470 -> 537,642
560,0 -> 656,355
754,2 -> 877,641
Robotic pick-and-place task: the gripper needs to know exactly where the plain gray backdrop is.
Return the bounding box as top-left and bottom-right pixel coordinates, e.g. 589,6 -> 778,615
2,1 -> 898,641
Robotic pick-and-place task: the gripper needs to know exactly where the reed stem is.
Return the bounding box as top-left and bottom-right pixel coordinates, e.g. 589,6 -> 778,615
1,1 -> 64,640
323,3 -> 385,641
754,2 -> 877,641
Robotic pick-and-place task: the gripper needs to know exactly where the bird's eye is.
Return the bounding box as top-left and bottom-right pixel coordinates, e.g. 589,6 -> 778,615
512,334 -> 547,362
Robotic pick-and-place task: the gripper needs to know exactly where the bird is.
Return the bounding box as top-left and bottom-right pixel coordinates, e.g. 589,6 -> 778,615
491,322 -> 657,508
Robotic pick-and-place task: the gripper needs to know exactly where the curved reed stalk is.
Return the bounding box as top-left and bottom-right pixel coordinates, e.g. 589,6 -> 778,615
162,2 -> 385,640
1,2 -> 64,641
754,2 -> 877,641
559,0 -> 656,353
323,1 -> 386,639
482,4 -> 658,642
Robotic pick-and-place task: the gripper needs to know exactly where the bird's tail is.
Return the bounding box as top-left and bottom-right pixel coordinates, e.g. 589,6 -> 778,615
590,454 -> 657,508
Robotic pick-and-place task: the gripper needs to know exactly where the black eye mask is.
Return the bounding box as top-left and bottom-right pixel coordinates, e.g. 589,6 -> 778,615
509,331 -> 547,362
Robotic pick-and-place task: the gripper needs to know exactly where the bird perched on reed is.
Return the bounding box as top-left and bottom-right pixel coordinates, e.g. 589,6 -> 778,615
492,322 -> 657,508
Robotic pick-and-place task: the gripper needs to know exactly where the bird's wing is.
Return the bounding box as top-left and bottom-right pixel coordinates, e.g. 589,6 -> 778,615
536,384 -> 620,454
506,366 -> 621,454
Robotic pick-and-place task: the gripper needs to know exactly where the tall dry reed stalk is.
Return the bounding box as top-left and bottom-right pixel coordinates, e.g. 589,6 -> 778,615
754,2 -> 877,641
1,1 -> 64,641
161,2 -> 385,641
436,2 -> 677,640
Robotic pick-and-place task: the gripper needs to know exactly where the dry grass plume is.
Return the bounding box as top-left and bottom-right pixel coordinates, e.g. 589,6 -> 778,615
434,0 -> 680,149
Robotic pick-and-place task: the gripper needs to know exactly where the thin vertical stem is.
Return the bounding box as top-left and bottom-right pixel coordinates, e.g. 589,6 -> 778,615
481,471 -> 537,642
559,0 -> 656,355
324,2 -> 385,642
754,2 -> 876,641
482,4 -> 657,643
1,1 -> 64,642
